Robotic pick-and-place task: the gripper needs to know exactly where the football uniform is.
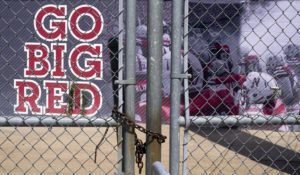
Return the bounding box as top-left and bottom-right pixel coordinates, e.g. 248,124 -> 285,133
266,55 -> 300,109
189,75 -> 246,116
242,72 -> 289,131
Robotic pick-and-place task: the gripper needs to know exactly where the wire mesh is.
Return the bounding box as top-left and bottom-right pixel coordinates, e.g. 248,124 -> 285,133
0,127 -> 119,174
183,0 -> 300,174
0,0 -> 123,174
2,0 -> 300,174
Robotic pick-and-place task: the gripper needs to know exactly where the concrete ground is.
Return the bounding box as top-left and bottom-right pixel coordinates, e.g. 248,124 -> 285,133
0,125 -> 299,174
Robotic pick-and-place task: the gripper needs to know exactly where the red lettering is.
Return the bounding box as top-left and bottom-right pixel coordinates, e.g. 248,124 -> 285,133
34,5 -> 67,41
69,5 -> 104,42
69,82 -> 102,116
24,43 -> 50,78
51,43 -> 67,78
14,79 -> 42,114
69,43 -> 103,80
44,81 -> 68,114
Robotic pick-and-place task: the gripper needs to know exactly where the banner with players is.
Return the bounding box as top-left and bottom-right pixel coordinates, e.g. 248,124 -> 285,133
1,0 -> 300,131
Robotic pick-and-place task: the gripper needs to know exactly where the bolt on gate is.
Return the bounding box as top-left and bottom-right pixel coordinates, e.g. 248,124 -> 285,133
1,0 -> 300,175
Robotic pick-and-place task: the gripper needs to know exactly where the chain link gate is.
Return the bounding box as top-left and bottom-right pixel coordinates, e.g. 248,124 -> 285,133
172,0 -> 300,174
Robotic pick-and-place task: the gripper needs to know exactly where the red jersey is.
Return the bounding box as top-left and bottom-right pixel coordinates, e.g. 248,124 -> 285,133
189,75 -> 246,116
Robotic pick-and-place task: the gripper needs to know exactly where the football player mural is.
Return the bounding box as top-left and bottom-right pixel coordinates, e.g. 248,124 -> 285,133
189,37 -> 246,116
135,23 -> 184,123
266,54 -> 300,109
238,48 -> 262,76
282,44 -> 300,131
135,24 -> 148,122
187,30 -> 206,98
242,72 -> 285,116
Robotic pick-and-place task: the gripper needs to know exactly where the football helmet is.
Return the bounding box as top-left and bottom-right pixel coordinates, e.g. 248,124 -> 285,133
284,44 -> 298,58
136,24 -> 147,40
243,72 -> 281,105
247,55 -> 262,72
266,55 -> 286,75
283,44 -> 300,65
209,42 -> 230,60
209,43 -> 232,73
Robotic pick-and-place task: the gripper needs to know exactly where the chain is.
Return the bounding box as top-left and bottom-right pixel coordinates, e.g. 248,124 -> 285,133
94,127 -> 109,163
135,133 -> 146,174
112,106 -> 167,144
111,106 -> 167,174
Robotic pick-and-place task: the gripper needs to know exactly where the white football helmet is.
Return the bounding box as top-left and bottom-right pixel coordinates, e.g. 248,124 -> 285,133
283,44 -> 300,65
243,72 -> 281,105
136,24 -> 147,40
284,44 -> 298,58
207,28 -> 222,44
266,55 -> 286,75
239,55 -> 262,75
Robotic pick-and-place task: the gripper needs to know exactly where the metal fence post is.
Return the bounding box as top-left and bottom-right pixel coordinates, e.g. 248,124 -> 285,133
170,0 -> 183,174
146,0 -> 163,174
182,0 -> 190,174
124,0 -> 136,174
117,0 -> 124,173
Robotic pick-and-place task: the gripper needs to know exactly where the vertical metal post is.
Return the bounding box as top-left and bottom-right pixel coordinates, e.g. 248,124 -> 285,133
182,0 -> 190,174
117,0 -> 124,173
118,1 -> 124,110
170,0 -> 183,174
146,0 -> 163,174
124,0 -> 136,174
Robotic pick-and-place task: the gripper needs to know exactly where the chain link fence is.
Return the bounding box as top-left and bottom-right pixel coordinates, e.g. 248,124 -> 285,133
1,0 -> 300,174
0,0 -> 124,174
181,0 -> 300,174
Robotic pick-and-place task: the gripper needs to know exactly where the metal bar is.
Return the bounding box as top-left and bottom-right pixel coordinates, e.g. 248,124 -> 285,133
118,0 -> 124,110
182,0 -> 190,174
1,115 -> 298,127
151,161 -> 170,175
146,0 -> 163,174
170,0 -> 183,174
124,0 -> 136,173
117,0 -> 124,173
0,116 -> 118,127
178,116 -> 300,126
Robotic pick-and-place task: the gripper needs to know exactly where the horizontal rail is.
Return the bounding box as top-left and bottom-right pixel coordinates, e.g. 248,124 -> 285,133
0,116 -> 118,127
1,115 -> 299,127
178,115 -> 300,127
